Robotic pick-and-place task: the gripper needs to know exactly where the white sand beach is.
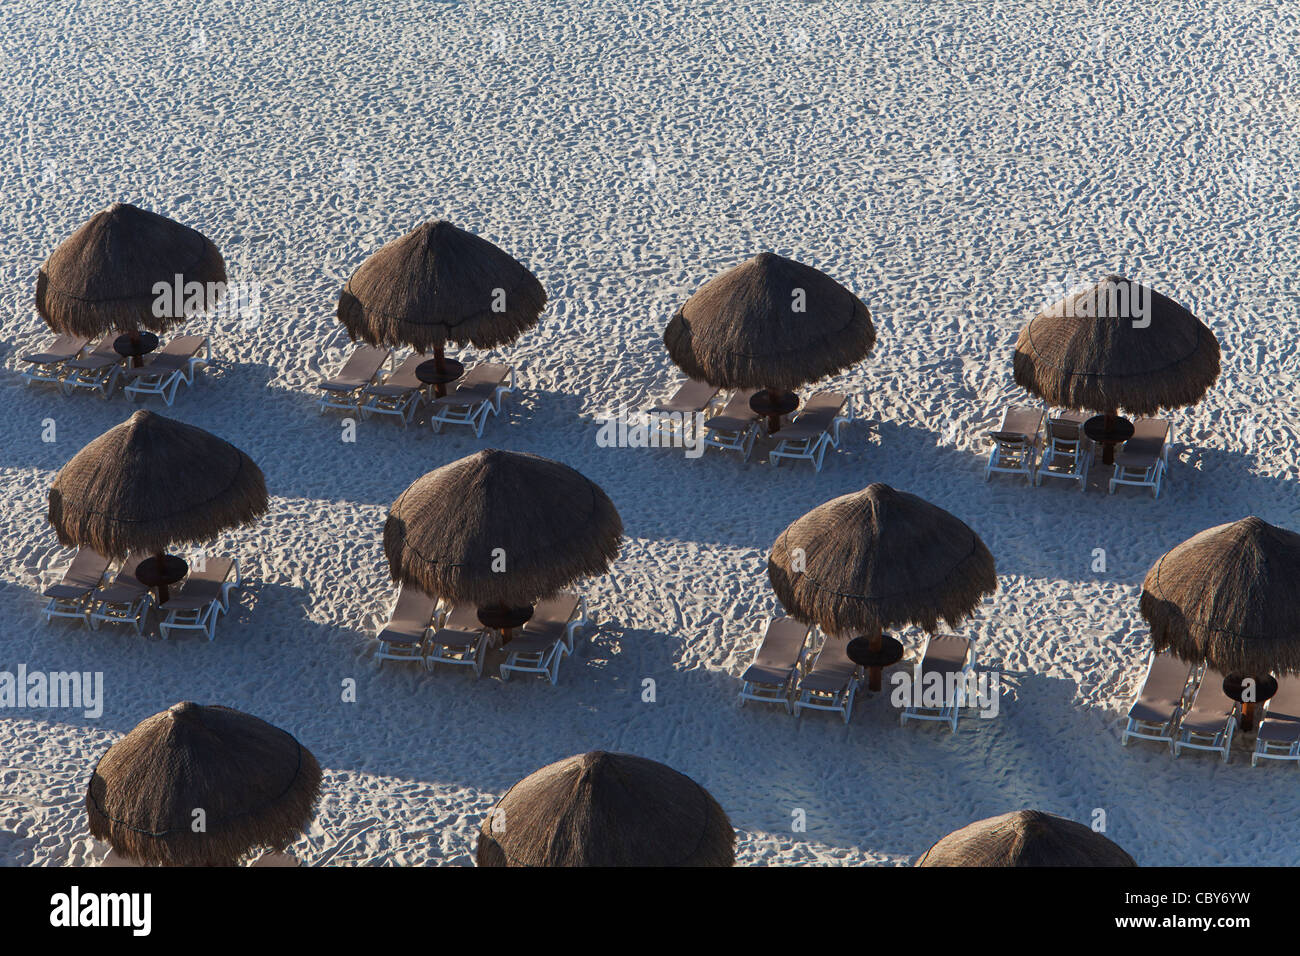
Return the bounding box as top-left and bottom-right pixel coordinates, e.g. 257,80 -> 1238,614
2,0 -> 1299,866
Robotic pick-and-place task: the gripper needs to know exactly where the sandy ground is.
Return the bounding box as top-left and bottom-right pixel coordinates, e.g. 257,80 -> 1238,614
2,0 -> 1299,866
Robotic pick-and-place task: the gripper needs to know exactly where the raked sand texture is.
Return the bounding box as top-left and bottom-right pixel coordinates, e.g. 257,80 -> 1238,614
2,0 -> 1299,866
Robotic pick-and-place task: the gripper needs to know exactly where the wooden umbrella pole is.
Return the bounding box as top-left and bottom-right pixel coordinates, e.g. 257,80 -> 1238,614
154,551 -> 171,605
766,387 -> 783,435
867,622 -> 884,692
433,342 -> 448,397
129,329 -> 144,368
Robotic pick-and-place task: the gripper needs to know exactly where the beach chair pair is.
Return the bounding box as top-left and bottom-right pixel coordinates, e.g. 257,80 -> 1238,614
898,634 -> 976,732
375,587 -> 585,683
19,335 -> 125,398
983,406 -> 1091,485
1121,653 -> 1236,761
1108,419 -> 1173,498
737,618 -> 863,722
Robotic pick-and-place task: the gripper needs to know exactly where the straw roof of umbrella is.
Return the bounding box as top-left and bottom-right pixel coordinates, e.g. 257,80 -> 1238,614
86,702 -> 321,867
663,252 -> 876,391
337,220 -> 547,352
1140,516 -> 1300,676
1013,275 -> 1220,416
768,483 -> 996,636
48,410 -> 268,560
476,751 -> 736,867
384,449 -> 621,607
36,202 -> 227,339
916,810 -> 1136,867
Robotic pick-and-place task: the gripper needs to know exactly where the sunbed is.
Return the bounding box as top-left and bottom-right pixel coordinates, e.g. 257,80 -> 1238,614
360,352 -> 431,426
899,634 -> 975,732
1172,668 -> 1237,762
425,604 -> 492,677
737,616 -> 814,712
646,379 -> 720,443
86,556 -> 153,634
319,345 -> 392,413
1035,411 -> 1092,488
40,548 -> 111,625
984,405 -> 1044,483
498,595 -> 587,684
792,639 -> 863,724
122,335 -> 212,405
1109,418 -> 1172,498
156,557 -> 240,640
770,392 -> 853,472
1252,676 -> 1300,767
702,389 -> 762,460
62,337 -> 126,399
1121,651 -> 1196,749
19,334 -> 89,389
429,363 -> 516,437
374,585 -> 441,666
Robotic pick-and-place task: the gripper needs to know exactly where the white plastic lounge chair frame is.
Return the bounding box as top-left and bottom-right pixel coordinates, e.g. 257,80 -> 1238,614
770,395 -> 853,472
61,339 -> 126,399
319,346 -> 394,413
498,593 -> 588,682
20,335 -> 89,390
1172,673 -> 1237,763
1035,412 -> 1092,488
426,606 -> 493,677
792,640 -> 863,724
122,336 -> 213,406
1251,678 -> 1300,767
1109,419 -> 1173,498
86,565 -> 153,635
646,380 -> 720,446
374,587 -> 443,666
157,558 -> 241,640
984,405 -> 1045,483
702,390 -> 762,461
359,355 -> 431,427
40,549 -> 111,626
429,364 -> 516,437
1120,652 -> 1197,749
737,617 -> 816,712
899,634 -> 975,732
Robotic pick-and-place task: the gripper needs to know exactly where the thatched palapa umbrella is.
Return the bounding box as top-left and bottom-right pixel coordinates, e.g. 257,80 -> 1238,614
476,751 -> 735,867
86,702 -> 321,866
663,252 -> 875,433
48,410 -> 268,602
916,810 -> 1137,867
769,483 -> 996,691
384,449 -> 621,637
1014,275 -> 1220,463
337,219 -> 546,396
1140,516 -> 1300,730
36,202 -> 226,365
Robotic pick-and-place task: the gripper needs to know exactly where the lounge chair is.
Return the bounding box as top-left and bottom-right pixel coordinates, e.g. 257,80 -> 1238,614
1120,652 -> 1196,750
792,639 -> 863,724
19,334 -> 89,389
498,593 -> 588,684
646,379 -> 720,443
156,557 -> 240,640
425,604 -> 492,677
702,389 -> 762,460
40,548 -> 111,626
61,337 -> 126,399
737,616 -> 814,712
122,335 -> 212,406
899,634 -> 975,732
984,405 -> 1044,483
374,585 -> 441,666
1252,676 -> 1300,767
1172,668 -> 1237,762
1109,418 -> 1172,498
770,393 -> 853,472
359,352 -> 431,426
86,556 -> 153,634
429,363 -> 516,437
319,345 -> 392,413
1034,411 -> 1092,488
